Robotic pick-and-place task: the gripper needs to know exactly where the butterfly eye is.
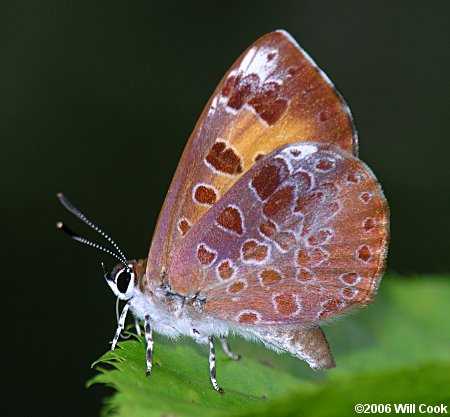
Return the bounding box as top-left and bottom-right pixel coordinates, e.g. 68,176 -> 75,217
116,269 -> 132,294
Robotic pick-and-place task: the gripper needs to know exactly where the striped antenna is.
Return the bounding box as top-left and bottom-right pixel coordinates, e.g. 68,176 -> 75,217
56,193 -> 128,266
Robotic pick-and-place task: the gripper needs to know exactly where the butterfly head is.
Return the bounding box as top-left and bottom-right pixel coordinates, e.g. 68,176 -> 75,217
103,258 -> 147,300
103,262 -> 137,300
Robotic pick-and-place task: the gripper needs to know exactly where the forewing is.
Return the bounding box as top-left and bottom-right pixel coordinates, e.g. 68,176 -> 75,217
146,31 -> 357,282
167,143 -> 389,325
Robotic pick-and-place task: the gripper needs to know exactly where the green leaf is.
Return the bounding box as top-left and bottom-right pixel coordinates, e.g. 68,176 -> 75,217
88,275 -> 450,416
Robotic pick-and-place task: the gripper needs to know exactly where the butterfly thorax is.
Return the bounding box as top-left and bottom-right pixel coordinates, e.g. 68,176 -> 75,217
129,258 -> 216,340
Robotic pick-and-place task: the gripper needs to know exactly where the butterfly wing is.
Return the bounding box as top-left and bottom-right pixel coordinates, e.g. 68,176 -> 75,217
147,30 -> 358,283
167,143 -> 389,325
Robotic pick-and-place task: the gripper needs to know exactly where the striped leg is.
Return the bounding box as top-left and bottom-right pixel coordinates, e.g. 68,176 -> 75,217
220,337 -> 241,360
144,315 -> 153,376
134,317 -> 141,336
208,336 -> 224,394
111,302 -> 129,351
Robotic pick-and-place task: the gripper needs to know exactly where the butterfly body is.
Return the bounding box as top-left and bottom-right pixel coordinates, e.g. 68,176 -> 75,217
58,30 -> 389,393
129,282 -> 336,369
122,255 -> 337,371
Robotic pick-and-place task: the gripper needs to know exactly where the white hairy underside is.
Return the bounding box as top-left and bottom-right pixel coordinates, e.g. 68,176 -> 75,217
129,289 -> 321,369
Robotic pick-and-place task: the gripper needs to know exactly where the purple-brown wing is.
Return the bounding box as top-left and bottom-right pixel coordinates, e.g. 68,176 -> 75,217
167,143 -> 389,325
145,30 -> 358,285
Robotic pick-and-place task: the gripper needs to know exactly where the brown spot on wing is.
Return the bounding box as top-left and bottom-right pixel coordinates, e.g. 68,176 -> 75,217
177,218 -> 191,236
254,153 -> 265,162
320,299 -> 343,319
241,240 -> 269,262
227,74 -> 260,110
315,158 -> 335,171
357,245 -> 371,262
294,191 -> 325,214
251,161 -> 287,200
248,81 -> 288,125
238,312 -> 259,324
260,269 -> 282,286
217,260 -> 234,280
259,219 -> 277,239
217,206 -> 244,235
275,231 -> 296,251
229,281 -> 246,293
206,141 -> 243,175
363,218 -> 375,231
222,74 -> 236,97
273,293 -> 299,315
263,185 -> 295,217
293,171 -> 313,192
360,192 -> 372,203
296,268 -> 314,282
307,229 -> 333,246
296,247 -> 329,267
341,272 -> 359,285
194,185 -> 217,205
197,244 -> 217,266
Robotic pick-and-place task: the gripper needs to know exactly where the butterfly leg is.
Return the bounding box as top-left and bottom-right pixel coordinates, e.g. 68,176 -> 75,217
134,317 -> 141,336
111,302 -> 130,350
144,315 -> 153,376
191,329 -> 224,392
220,337 -> 241,360
208,336 -> 224,394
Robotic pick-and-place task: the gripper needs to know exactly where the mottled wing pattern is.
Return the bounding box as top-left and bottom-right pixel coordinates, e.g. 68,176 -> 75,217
146,31 -> 357,282
168,143 -> 389,325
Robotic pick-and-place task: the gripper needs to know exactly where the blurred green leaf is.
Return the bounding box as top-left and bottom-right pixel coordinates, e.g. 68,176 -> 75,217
88,275 -> 450,416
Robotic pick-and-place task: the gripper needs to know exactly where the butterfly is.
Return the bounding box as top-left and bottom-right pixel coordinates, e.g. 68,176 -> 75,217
57,30 -> 389,393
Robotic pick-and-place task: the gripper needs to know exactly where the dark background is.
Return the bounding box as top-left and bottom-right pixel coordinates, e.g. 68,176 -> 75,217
2,1 -> 449,416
